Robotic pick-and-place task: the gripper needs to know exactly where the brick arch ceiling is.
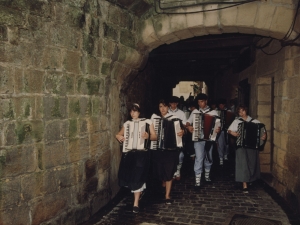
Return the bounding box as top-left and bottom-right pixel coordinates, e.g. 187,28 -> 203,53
137,1 -> 298,51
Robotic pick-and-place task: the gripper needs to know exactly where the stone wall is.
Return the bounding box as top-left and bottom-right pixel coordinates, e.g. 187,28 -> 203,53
236,39 -> 300,213
0,1 -> 146,224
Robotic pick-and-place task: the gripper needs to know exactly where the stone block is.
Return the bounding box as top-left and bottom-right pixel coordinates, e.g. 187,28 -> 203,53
203,4 -> 219,29
43,96 -> 68,120
68,97 -> 80,118
273,130 -> 281,148
88,116 -> 100,133
55,166 -> 77,188
102,39 -> 116,59
120,29 -> 135,48
294,56 -> 300,75
288,112 -> 300,134
293,99 -> 300,113
90,132 -> 101,156
79,137 -> 90,159
45,71 -> 67,95
257,77 -> 272,85
262,141 -> 271,153
0,65 -> 13,94
270,7 -> 294,39
277,148 -> 287,169
279,113 -> 289,132
282,99 -> 291,113
0,99 -> 14,120
260,164 -> 270,173
0,6 -> 24,26
68,138 -> 80,163
45,121 -> 63,143
257,117 -> 270,130
86,55 -> 100,75
98,150 -> 111,172
236,2 -> 258,27
219,5 -> 237,27
101,61 -> 111,76
254,3 -> 276,32
43,141 -> 67,169
80,97 -> 92,116
257,85 -> 271,101
103,23 -> 119,41
30,192 -> 68,225
0,177 -> 21,207
21,172 -> 44,201
90,189 -> 110,215
79,118 -> 88,135
284,59 -> 294,78
24,69 -> 44,93
0,203 -> 31,225
286,153 -> 300,177
117,45 -> 143,68
91,98 -> 100,116
288,76 -> 300,99
280,133 -> 288,151
259,152 -> 270,165
13,96 -> 35,120
100,115 -> 109,131
273,163 -> 284,182
139,19 -> 163,47
64,50 -> 82,74
289,134 -> 300,157
257,104 -> 271,116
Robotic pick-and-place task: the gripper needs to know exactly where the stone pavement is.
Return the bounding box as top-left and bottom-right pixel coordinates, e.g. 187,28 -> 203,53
82,153 -> 300,225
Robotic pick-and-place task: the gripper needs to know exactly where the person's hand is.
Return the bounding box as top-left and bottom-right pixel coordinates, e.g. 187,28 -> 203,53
187,126 -> 194,133
228,130 -> 239,137
141,132 -> 149,139
116,134 -> 125,143
177,129 -> 184,137
261,132 -> 267,140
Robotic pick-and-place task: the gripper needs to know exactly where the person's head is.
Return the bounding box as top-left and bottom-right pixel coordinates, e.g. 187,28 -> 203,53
169,96 -> 179,110
129,103 -> 141,120
188,100 -> 198,111
218,98 -> 227,110
158,99 -> 169,116
237,104 -> 248,118
195,93 -> 208,109
210,100 -> 217,110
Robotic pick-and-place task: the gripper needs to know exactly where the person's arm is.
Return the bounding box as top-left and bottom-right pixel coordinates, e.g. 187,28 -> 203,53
116,127 -> 125,143
227,119 -> 239,137
148,123 -> 157,141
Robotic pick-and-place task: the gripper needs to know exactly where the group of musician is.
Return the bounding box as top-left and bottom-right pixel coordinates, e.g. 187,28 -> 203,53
115,94 -> 267,213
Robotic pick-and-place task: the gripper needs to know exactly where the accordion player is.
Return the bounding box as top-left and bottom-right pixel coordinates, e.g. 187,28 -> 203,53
236,120 -> 266,150
150,114 -> 183,150
191,113 -> 221,142
122,119 -> 151,153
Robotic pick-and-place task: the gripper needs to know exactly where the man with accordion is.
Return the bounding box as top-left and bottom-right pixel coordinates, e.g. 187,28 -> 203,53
228,105 -> 267,194
186,93 -> 221,190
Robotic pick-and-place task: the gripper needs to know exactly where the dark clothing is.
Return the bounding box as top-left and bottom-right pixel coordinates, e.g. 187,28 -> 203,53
235,147 -> 260,182
118,150 -> 150,190
152,150 -> 180,181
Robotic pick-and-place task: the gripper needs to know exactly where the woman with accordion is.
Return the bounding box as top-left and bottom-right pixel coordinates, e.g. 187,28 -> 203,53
150,99 -> 185,205
228,105 -> 267,194
116,103 -> 157,213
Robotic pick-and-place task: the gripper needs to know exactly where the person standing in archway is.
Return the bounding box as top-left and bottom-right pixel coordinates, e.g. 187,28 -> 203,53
186,93 -> 220,190
116,103 -> 157,213
168,96 -> 187,180
150,99 -> 184,204
227,105 -> 267,193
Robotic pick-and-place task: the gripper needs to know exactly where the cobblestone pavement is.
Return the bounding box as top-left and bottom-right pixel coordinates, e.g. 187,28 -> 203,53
83,153 -> 300,225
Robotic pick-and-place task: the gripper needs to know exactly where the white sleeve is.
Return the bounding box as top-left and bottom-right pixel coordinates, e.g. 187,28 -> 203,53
228,119 -> 239,132
187,112 -> 194,125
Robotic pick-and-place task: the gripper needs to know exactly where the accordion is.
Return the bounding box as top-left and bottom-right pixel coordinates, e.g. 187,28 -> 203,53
217,110 -> 236,131
236,121 -> 266,149
150,114 -> 183,150
122,119 -> 151,153
192,113 -> 220,142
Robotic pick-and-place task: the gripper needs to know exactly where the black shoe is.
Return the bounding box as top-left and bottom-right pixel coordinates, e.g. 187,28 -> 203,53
243,188 -> 249,194
205,178 -> 212,184
133,206 -> 140,213
165,199 -> 172,205
194,185 -> 201,191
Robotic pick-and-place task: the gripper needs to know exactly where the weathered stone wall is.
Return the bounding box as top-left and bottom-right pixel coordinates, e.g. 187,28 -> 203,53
236,39 -> 300,213
0,1 -> 146,224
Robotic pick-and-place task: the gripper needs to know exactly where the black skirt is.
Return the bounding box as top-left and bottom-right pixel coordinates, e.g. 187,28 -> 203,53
152,149 -> 180,182
118,150 -> 150,191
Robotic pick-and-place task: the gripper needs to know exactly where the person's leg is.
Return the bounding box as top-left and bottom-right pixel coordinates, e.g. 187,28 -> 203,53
133,192 -> 141,207
194,141 -> 205,186
204,143 -> 213,182
174,151 -> 184,180
217,131 -> 225,165
165,180 -> 172,199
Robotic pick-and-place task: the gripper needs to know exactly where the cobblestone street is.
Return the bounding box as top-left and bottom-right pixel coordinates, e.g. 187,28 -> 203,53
82,153 -> 300,225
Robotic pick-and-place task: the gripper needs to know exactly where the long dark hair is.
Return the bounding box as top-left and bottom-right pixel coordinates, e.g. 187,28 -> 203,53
157,99 -> 169,116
